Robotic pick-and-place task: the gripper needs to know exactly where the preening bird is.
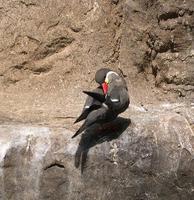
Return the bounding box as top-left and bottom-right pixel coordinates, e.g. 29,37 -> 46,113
72,68 -> 129,138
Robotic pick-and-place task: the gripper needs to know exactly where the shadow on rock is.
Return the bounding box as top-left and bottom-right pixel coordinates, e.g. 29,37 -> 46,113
74,117 -> 131,173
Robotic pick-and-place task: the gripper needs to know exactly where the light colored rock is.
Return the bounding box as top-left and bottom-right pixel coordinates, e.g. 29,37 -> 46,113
0,109 -> 193,200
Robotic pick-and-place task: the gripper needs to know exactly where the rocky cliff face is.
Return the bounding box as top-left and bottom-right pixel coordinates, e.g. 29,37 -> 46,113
0,104 -> 194,200
0,0 -> 193,125
0,0 -> 194,199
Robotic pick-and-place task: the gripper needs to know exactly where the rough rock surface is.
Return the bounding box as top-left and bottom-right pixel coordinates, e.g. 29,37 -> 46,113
0,104 -> 194,200
0,0 -> 193,126
0,0 -> 194,199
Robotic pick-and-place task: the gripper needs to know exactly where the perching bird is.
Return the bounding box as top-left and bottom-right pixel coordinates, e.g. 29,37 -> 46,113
72,68 -> 129,138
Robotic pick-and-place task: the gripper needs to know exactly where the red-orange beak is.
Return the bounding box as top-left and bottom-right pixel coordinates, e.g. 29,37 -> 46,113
102,82 -> 108,94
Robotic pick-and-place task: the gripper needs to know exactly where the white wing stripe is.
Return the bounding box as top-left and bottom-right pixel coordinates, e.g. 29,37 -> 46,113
110,98 -> 119,102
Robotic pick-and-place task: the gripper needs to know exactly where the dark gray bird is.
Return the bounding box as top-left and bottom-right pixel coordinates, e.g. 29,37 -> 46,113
72,68 -> 129,138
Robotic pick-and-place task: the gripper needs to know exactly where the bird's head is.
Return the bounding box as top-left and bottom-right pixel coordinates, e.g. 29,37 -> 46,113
95,68 -> 119,95
95,68 -> 110,94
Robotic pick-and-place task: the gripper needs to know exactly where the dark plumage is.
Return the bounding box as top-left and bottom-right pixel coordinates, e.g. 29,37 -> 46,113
72,68 -> 129,139
74,87 -> 103,124
83,91 -> 105,103
95,68 -> 111,84
72,106 -> 116,138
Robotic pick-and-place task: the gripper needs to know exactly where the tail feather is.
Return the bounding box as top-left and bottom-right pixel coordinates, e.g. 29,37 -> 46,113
83,91 -> 105,103
74,104 -> 102,124
74,110 -> 89,124
72,122 -> 87,138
